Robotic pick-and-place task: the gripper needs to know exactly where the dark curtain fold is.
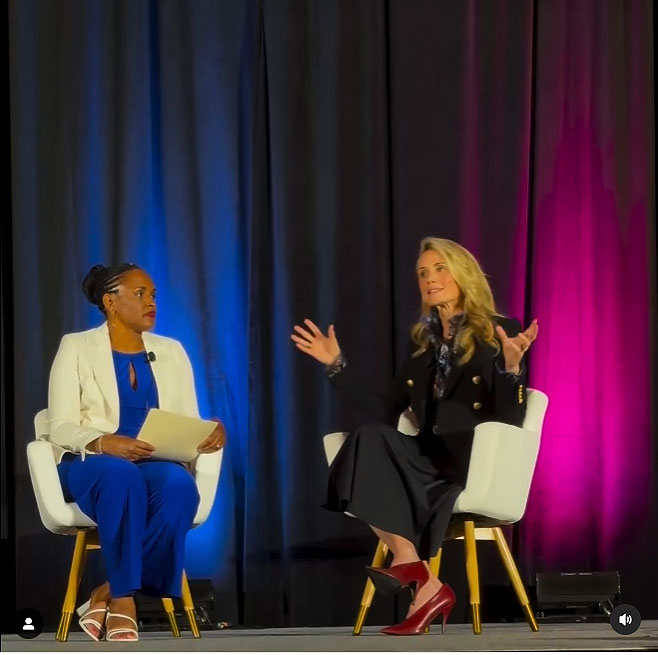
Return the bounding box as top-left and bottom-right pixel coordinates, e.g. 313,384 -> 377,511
6,0 -> 656,629
386,0 -> 535,355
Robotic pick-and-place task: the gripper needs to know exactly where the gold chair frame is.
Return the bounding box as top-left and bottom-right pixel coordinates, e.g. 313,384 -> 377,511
55,529 -> 200,641
353,520 -> 539,636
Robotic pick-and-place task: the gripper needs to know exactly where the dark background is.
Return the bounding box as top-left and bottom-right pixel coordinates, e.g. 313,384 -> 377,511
4,0 -> 656,631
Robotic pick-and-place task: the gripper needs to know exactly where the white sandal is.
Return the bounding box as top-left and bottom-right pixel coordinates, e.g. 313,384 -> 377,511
105,612 -> 139,642
76,599 -> 108,642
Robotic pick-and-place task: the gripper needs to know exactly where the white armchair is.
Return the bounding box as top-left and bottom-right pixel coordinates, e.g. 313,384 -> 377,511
27,409 -> 223,641
323,388 -> 549,635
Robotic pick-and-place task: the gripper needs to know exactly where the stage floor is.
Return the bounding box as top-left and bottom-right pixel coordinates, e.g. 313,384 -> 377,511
2,622 -> 657,652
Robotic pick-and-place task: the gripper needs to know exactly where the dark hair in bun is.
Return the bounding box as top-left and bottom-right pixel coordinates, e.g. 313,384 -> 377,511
82,263 -> 141,313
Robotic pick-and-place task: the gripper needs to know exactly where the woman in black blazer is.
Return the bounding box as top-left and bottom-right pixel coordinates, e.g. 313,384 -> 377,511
291,237 -> 538,635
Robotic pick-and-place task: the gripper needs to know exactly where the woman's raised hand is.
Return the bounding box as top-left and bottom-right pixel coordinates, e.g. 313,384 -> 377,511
495,319 -> 539,373
291,319 -> 341,366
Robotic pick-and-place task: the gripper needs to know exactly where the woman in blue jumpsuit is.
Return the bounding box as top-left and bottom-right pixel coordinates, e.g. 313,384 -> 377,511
49,263 -> 226,641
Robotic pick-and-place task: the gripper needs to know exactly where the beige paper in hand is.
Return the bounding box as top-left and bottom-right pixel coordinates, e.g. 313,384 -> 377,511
137,409 -> 218,462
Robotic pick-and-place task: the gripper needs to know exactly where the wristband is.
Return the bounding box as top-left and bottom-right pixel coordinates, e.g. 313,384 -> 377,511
326,353 -> 346,378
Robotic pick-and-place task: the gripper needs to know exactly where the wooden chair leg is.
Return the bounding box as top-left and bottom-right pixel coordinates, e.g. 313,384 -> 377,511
424,547 -> 443,633
181,570 -> 200,638
56,531 -> 89,642
463,521 -> 482,635
492,527 -> 538,632
353,539 -> 389,636
161,597 -> 181,637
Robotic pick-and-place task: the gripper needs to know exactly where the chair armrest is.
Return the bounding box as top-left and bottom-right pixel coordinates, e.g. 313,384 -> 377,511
322,432 -> 348,466
192,450 -> 223,526
454,421 -> 541,522
26,441 -> 96,532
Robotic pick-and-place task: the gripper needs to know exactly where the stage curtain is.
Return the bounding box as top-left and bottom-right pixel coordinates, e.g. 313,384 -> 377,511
6,0 -> 655,627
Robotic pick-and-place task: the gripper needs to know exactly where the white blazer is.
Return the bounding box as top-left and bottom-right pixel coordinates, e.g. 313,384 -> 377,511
45,323 -> 200,463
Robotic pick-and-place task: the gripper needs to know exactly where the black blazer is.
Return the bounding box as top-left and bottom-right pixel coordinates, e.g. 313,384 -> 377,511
329,316 -> 527,436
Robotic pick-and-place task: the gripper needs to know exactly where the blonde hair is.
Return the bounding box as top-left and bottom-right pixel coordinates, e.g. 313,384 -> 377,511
411,237 -> 500,364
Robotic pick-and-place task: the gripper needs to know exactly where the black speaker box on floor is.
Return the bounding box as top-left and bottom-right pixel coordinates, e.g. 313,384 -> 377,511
136,580 -> 230,631
535,571 -> 620,623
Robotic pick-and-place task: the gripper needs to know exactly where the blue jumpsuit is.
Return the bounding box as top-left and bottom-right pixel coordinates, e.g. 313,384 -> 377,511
57,351 -> 200,598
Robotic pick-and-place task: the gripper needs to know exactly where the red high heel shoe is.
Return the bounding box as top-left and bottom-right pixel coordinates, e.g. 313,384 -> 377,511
365,561 -> 429,596
380,582 -> 456,635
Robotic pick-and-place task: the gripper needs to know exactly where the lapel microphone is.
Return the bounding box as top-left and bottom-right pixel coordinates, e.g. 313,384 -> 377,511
145,351 -> 156,364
